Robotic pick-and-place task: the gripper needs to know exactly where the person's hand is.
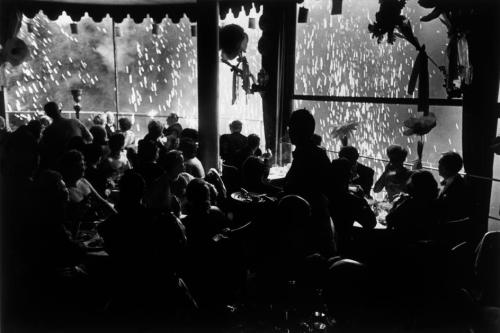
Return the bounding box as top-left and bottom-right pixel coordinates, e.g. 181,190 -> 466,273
412,159 -> 422,170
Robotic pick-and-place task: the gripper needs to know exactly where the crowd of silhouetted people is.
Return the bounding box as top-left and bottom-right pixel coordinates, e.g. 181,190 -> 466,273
0,104 -> 498,332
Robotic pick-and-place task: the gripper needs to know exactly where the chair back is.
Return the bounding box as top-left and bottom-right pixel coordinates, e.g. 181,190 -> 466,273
438,217 -> 472,249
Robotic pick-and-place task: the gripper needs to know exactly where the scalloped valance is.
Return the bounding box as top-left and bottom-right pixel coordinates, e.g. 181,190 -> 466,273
8,0 -> 301,24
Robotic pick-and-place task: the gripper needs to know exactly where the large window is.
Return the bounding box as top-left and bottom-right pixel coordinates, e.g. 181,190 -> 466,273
219,6 -> 265,146
4,7 -> 265,148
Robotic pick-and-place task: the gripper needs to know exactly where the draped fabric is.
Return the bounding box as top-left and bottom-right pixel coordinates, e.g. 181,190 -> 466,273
7,0 -> 299,24
462,3 -> 500,240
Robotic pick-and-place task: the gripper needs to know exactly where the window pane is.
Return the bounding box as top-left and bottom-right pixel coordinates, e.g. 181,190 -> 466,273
116,16 -> 197,139
490,122 -> 500,230
295,0 -> 448,98
4,13 -> 114,130
293,100 -> 462,177
219,7 -> 265,148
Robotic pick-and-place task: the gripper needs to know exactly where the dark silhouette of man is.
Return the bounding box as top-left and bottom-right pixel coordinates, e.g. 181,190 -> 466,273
437,151 -> 469,222
40,101 -> 92,169
339,146 -> 375,198
220,120 -> 247,167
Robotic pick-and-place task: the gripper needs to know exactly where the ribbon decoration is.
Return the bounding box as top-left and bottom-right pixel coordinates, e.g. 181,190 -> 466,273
408,45 -> 429,115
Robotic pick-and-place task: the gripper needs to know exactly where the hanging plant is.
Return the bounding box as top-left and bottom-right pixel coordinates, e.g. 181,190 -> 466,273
368,0 -> 407,44
0,37 -> 29,67
331,121 -> 359,146
418,0 -> 473,98
403,112 -> 436,169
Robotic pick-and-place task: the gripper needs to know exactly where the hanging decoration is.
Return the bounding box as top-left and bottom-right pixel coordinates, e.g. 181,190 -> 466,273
219,24 -> 268,104
70,22 -> 78,34
298,7 -> 309,23
331,0 -> 343,15
0,37 -> 29,67
331,121 -> 359,147
368,0 -> 473,99
418,0 -> 473,99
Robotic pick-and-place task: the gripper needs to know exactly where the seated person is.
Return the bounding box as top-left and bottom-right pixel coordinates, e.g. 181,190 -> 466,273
180,128 -> 199,142
328,158 -> 376,255
181,179 -> 238,308
31,170 -> 86,276
118,117 -> 136,148
178,137 -> 205,178
163,112 -> 183,138
134,139 -> 164,189
386,170 -> 439,242
58,150 -> 116,236
373,145 -> 412,202
233,133 -> 261,170
220,120 -> 247,167
147,150 -> 186,216
142,119 -> 167,153
241,156 -> 281,196
437,151 -> 469,222
82,143 -> 108,198
104,133 -> 131,183
99,171 -> 190,312
338,146 -> 375,198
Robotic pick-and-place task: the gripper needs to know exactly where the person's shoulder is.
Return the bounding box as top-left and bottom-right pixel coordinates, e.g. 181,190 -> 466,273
357,163 -> 374,175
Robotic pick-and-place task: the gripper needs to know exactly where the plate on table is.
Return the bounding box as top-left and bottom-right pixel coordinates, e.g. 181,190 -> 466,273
231,191 -> 267,204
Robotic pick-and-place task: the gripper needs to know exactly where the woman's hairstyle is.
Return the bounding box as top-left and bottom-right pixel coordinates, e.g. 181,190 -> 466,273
386,145 -> 408,164
108,133 -> 125,152
407,170 -> 438,200
186,178 -> 211,212
118,117 -> 132,131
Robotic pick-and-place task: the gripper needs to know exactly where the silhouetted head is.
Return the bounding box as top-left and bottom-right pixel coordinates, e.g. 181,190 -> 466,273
82,143 -> 103,167
118,171 -> 145,207
186,178 -> 211,214
27,119 -> 42,141
138,139 -> 159,163
159,149 -> 184,178
438,151 -> 463,179
330,157 -> 353,191
167,113 -> 179,127
90,125 -> 107,145
118,117 -> 132,132
288,109 -> 315,146
147,119 -> 163,140
247,134 -> 260,151
312,133 -> 322,146
242,155 -> 267,186
58,149 -> 85,186
229,120 -> 243,134
108,133 -> 125,153
407,170 -> 438,201
93,113 -> 105,126
180,128 -> 199,142
386,145 -> 408,165
339,146 -> 359,163
44,101 -> 61,120
179,137 -> 197,160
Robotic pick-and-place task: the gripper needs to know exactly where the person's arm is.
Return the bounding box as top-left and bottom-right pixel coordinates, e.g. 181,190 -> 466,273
78,120 -> 93,143
354,196 -> 377,229
373,164 -> 390,193
84,178 -> 117,217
